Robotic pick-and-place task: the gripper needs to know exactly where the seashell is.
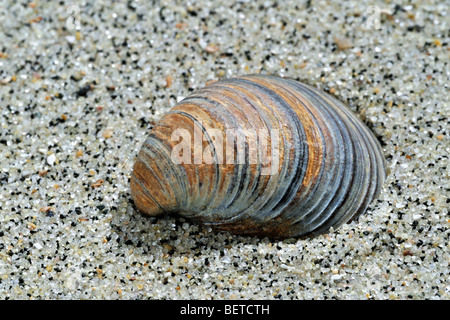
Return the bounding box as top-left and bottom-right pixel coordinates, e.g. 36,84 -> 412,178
130,75 -> 386,239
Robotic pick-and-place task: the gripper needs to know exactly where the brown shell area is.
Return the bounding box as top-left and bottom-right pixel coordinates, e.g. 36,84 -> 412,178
131,75 -> 386,239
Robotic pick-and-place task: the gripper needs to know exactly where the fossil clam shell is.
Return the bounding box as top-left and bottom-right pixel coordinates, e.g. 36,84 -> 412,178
130,75 -> 386,239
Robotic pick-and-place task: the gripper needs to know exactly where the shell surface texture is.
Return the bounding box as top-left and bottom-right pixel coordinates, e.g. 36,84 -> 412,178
131,75 -> 386,239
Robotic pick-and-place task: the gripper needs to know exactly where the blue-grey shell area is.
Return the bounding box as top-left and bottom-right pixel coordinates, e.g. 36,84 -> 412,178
130,75 -> 386,239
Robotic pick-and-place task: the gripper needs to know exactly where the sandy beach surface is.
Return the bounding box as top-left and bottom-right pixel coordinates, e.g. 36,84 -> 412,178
0,0 -> 448,299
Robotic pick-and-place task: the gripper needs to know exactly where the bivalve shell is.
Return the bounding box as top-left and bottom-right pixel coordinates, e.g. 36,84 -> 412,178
130,75 -> 386,239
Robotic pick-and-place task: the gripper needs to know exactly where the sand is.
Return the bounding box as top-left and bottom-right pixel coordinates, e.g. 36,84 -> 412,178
0,0 -> 448,299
